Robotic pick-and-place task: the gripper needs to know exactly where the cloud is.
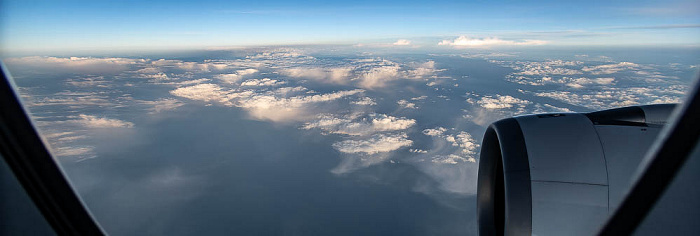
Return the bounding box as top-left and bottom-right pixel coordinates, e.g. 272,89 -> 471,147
150,59 -> 233,72
215,68 -> 259,84
422,127 -> 447,136
351,97 -> 377,106
409,149 -> 428,154
393,39 -> 412,46
431,154 -> 474,164
215,74 -> 243,84
407,128 -> 481,195
4,56 -> 144,74
603,24 -> 700,30
420,128 -> 480,160
397,99 -> 417,109
412,159 -> 479,195
582,62 -> 641,75
406,61 -> 442,79
477,95 -> 531,109
76,114 -> 134,128
240,78 -> 286,87
565,77 -> 616,88
282,67 -> 353,84
533,86 -> 686,110
171,82 -> 365,122
303,113 -> 415,136
141,98 -> 184,114
66,76 -> 111,88
51,146 -> 96,158
438,36 -> 548,47
511,60 -> 583,76
170,83 -> 236,105
357,65 -> 401,89
332,133 -> 413,154
411,95 -> 428,101
451,132 -> 479,156
232,89 -> 365,122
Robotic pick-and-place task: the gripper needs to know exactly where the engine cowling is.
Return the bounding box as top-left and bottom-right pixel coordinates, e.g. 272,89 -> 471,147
477,104 -> 675,236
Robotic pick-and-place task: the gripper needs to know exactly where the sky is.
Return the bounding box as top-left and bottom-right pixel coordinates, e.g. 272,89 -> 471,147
1,0 -> 699,54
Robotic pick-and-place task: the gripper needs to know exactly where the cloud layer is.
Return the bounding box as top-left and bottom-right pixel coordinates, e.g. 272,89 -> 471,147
439,36 -> 548,47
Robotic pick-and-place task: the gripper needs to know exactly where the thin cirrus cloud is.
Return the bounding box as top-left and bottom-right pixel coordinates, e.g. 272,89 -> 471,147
75,114 -> 134,128
392,39 -> 412,46
3,56 -> 144,74
281,67 -> 353,84
438,36 -> 548,47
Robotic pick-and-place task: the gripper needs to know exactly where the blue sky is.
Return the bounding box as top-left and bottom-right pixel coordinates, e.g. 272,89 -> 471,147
1,0 -> 699,53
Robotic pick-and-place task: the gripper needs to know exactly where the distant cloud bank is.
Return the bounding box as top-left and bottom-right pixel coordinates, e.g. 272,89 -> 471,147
439,36 -> 548,47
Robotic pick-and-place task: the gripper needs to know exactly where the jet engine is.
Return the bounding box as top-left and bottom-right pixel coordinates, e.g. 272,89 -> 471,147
477,104 -> 676,236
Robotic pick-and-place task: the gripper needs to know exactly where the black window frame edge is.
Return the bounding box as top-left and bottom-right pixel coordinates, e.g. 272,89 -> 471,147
0,63 -> 105,235
597,75 -> 700,236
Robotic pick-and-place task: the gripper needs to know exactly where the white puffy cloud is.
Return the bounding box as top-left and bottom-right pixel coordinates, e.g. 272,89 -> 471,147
357,65 -> 401,89
215,74 -> 243,84
438,36 -> 548,47
170,83 -> 235,105
431,154 -> 472,164
533,85 -> 686,110
452,132 -> 479,156
565,77 -> 616,88
407,61 -> 441,79
393,39 -> 412,46
514,64 -> 582,76
215,68 -> 259,84
332,133 -> 413,154
411,95 -> 428,101
410,149 -> 428,153
303,114 -> 415,136
491,58 -> 686,113
582,62 -> 640,75
422,127 -> 447,136
240,78 -> 286,87
231,89 -> 365,122
421,128 -> 480,161
76,114 -> 134,128
397,99 -> 417,109
477,95 -> 531,109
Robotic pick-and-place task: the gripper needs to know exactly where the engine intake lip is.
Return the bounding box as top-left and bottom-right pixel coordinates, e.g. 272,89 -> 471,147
477,118 -> 532,236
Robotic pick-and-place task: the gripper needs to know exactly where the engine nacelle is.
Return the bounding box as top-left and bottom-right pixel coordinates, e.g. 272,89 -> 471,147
477,104 -> 675,236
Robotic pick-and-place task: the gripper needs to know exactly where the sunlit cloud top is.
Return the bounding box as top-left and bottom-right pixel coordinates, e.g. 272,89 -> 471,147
1,0 -> 699,54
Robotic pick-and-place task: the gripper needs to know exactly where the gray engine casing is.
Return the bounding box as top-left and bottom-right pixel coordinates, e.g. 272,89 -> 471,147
477,104 -> 675,236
